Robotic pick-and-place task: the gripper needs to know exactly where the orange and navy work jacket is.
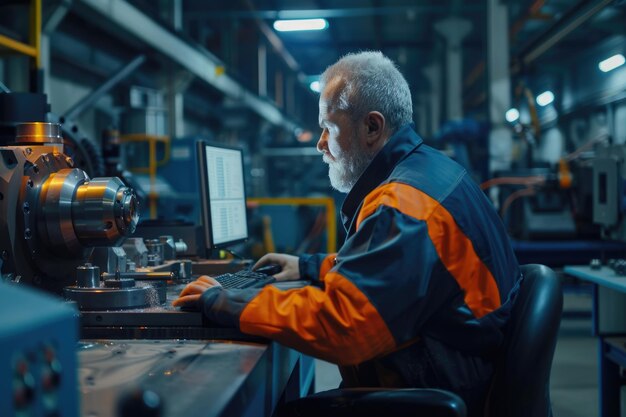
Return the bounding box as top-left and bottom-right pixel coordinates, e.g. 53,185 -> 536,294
199,124 -> 520,391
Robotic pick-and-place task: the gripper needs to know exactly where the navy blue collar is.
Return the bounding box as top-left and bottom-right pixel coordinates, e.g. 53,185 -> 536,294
340,123 -> 423,233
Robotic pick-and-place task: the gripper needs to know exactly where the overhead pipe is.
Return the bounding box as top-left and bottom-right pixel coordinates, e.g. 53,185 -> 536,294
77,0 -> 298,132
62,55 -> 146,122
464,0 -> 613,110
513,0 -> 614,73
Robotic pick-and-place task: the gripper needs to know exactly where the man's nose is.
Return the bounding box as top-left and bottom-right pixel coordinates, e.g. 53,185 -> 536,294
316,133 -> 327,154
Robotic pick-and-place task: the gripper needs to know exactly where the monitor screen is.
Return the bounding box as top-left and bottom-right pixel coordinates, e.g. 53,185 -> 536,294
197,141 -> 248,250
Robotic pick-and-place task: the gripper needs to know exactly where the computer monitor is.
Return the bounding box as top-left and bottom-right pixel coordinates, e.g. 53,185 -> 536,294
196,141 -> 248,254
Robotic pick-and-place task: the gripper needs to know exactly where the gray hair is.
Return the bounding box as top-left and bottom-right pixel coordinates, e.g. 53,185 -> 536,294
320,51 -> 413,133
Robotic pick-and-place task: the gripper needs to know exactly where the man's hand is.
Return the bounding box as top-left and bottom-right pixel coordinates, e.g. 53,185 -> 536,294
253,253 -> 300,282
172,276 -> 221,308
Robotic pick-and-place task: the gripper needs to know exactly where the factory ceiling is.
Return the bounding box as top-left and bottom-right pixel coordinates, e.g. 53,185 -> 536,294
1,0 -> 625,139
136,0 -> 626,129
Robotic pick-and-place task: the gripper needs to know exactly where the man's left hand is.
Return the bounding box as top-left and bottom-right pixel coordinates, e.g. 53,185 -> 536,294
172,276 -> 221,308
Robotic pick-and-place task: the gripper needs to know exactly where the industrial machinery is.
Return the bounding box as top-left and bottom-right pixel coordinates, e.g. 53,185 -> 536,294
489,140 -> 626,268
0,121 -> 138,293
64,235 -> 191,312
0,281 -> 79,417
592,144 -> 626,242
0,103 -> 311,417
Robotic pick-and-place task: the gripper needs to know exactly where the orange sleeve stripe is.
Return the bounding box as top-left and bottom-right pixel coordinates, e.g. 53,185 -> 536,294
318,253 -> 337,281
239,271 -> 396,365
356,182 -> 501,318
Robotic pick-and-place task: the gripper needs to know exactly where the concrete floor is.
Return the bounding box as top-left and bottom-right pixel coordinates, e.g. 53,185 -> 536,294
313,291 -> 602,417
552,292 -> 598,417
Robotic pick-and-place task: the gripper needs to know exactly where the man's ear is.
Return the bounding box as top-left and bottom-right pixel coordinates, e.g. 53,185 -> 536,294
365,111 -> 386,147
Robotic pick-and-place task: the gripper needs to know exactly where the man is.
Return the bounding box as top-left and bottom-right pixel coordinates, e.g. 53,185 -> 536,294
174,51 -> 520,416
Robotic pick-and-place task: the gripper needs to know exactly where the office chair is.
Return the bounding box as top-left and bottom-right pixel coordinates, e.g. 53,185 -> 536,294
277,264 -> 562,417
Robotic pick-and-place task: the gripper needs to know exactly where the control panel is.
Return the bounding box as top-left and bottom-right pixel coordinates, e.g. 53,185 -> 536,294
0,282 -> 78,417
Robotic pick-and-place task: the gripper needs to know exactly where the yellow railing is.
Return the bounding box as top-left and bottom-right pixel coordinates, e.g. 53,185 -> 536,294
0,0 -> 41,69
120,134 -> 171,219
248,197 -> 337,253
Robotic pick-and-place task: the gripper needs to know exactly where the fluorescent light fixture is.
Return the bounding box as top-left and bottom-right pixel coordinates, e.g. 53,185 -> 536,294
273,18 -> 328,32
309,81 -> 321,93
599,54 -> 625,72
505,108 -> 520,123
536,91 -> 554,107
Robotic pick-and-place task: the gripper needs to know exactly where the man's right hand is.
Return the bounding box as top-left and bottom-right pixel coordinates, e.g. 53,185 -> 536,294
253,253 -> 300,282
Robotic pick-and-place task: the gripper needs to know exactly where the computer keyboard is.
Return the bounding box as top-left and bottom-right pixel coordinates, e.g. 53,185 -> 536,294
214,269 -> 277,289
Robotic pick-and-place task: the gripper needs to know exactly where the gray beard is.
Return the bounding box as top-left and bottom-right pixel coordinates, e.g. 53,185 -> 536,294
327,147 -> 373,193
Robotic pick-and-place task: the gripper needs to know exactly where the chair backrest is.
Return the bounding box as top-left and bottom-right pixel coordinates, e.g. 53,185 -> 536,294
485,264 -> 563,417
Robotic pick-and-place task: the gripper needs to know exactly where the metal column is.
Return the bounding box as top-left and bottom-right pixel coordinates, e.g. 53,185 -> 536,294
163,0 -> 187,139
434,17 -> 472,121
487,0 -> 513,174
422,63 -> 442,136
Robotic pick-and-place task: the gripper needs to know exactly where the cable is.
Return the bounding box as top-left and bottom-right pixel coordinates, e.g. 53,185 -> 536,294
480,175 -> 546,190
563,132 -> 610,162
500,187 -> 537,218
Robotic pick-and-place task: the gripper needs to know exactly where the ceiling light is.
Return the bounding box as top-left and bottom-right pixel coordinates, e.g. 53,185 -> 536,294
309,81 -> 321,93
599,54 -> 625,73
273,18 -> 328,32
505,108 -> 520,123
536,91 -> 554,107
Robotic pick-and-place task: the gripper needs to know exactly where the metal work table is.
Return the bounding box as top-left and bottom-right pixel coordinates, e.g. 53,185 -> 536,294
78,339 -> 315,417
76,277 -> 316,417
563,265 -> 626,417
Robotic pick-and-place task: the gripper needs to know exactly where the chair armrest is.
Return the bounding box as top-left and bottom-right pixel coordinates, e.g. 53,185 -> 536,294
277,387 -> 467,417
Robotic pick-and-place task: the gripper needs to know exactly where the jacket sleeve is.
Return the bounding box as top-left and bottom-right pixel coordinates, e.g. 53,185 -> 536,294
299,253 -> 337,284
